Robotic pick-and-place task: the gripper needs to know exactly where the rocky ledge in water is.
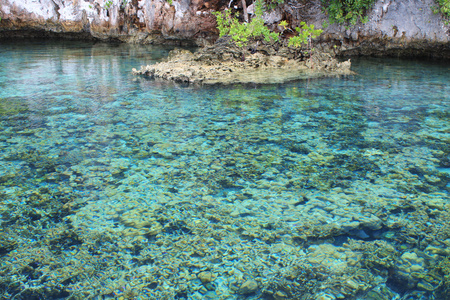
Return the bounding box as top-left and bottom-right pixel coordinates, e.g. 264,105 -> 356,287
132,38 -> 353,85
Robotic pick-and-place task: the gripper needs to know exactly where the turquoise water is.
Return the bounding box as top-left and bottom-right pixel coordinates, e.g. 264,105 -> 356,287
0,41 -> 449,300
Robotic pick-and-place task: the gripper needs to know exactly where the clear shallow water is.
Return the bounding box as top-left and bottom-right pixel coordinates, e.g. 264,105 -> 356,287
0,41 -> 449,300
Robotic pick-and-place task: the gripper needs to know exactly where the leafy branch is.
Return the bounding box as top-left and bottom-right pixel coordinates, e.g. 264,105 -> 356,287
287,22 -> 323,49
104,0 -> 113,10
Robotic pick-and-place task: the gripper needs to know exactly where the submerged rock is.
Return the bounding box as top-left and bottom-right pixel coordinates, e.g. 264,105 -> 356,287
132,39 -> 354,85
239,279 -> 259,294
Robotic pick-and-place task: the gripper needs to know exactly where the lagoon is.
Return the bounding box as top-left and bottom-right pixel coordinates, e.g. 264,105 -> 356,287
0,40 -> 449,299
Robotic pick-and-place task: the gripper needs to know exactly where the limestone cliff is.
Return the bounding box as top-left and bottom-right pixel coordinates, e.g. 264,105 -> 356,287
0,0 -> 449,58
315,0 -> 450,58
0,0 -> 220,44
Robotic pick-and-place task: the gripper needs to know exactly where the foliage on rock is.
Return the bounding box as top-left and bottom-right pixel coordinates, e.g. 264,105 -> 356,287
433,0 -> 450,23
104,0 -> 113,10
213,0 -> 322,49
213,0 -> 279,47
288,22 -> 323,48
321,0 -> 377,26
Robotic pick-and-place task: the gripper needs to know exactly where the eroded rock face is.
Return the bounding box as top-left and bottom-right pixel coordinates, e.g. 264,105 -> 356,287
0,0 -> 219,44
316,0 -> 450,58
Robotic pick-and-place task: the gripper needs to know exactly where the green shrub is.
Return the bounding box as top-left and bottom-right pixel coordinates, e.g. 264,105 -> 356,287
213,0 -> 279,47
322,0 -> 377,26
433,0 -> 450,23
288,22 -> 323,48
213,0 -> 322,49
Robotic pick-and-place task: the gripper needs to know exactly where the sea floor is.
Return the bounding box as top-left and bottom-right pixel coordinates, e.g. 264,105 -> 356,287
0,41 -> 449,300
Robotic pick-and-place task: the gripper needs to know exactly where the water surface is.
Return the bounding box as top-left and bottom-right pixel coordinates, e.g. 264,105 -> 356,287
0,41 -> 449,300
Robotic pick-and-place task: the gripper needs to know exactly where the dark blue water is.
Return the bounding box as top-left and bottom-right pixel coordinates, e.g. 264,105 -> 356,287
0,40 -> 449,300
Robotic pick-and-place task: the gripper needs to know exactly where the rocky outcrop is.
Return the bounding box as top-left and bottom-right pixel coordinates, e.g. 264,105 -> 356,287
132,38 -> 353,84
315,0 -> 450,59
1,0 -> 449,57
